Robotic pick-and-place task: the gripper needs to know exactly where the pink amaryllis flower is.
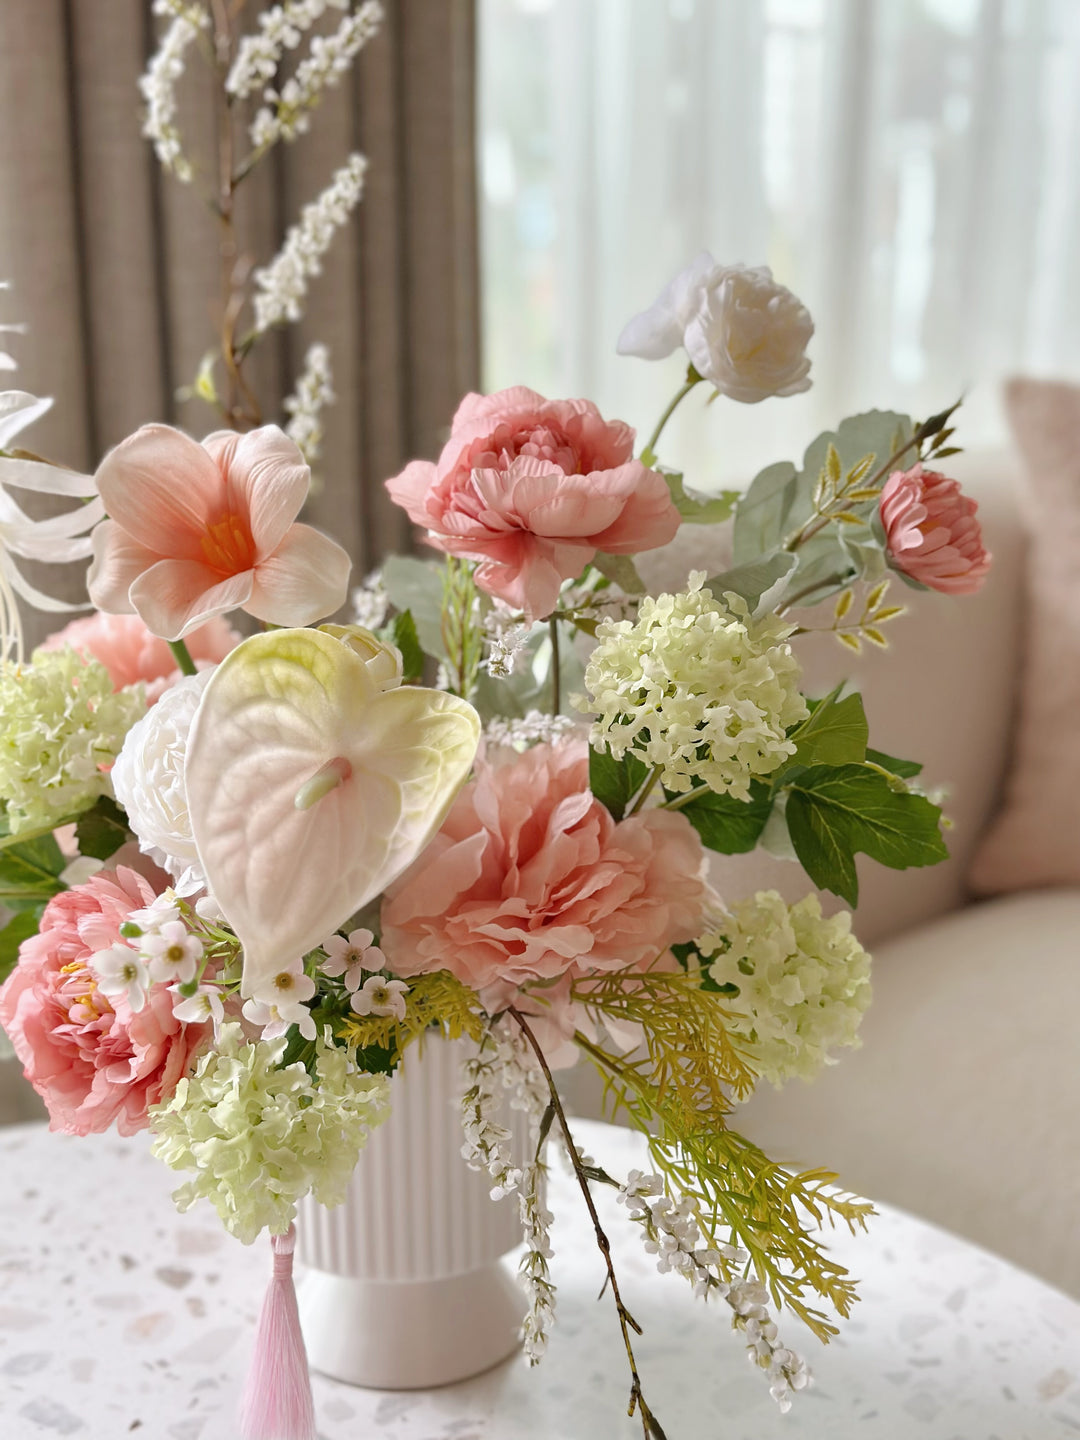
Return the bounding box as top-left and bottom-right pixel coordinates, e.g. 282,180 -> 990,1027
87,424 -> 351,641
39,611 -> 240,703
0,867 -> 210,1136
385,387 -> 681,621
878,463 -> 990,595
380,739 -> 707,1059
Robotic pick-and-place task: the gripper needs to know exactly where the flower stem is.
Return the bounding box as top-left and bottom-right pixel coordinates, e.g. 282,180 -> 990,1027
549,617 -> 561,716
659,785 -> 706,813
626,765 -> 662,816
507,1007 -> 665,1440
639,366 -> 702,469
168,639 -> 198,677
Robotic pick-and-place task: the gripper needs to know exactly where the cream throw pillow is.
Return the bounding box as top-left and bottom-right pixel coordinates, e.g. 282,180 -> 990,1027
969,378 -> 1080,894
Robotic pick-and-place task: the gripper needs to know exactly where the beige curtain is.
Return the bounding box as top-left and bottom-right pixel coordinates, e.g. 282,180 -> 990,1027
0,0 -> 479,649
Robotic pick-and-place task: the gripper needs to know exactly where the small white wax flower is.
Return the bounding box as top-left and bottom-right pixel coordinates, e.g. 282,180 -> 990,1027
321,928 -> 385,992
170,982 -> 225,1029
350,975 -> 408,1021
126,895 -> 182,934
91,944 -> 150,1013
242,962 -> 318,1040
141,921 -> 204,985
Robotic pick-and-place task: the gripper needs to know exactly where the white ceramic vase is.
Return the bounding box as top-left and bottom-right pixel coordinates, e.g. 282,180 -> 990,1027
295,1033 -> 528,1389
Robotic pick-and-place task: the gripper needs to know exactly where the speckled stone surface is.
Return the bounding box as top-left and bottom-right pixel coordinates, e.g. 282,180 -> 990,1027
1,1118 -> 1078,1439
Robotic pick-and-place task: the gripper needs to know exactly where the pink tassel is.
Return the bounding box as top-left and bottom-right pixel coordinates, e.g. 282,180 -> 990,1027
240,1224 -> 317,1440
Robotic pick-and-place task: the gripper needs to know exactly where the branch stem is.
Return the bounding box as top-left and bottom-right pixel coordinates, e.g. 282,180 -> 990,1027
168,639 -> 198,677
639,368 -> 702,468
549,617 -> 562,716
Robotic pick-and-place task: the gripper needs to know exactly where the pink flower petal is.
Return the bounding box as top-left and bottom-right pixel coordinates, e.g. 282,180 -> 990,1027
202,425 -> 310,554
86,521 -> 159,615
129,559 -> 254,641
246,523 -> 351,627
95,425 -> 223,559
385,459 -> 439,525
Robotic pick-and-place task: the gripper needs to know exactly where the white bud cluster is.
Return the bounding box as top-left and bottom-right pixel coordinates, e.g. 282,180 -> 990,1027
485,711 -> 578,752
483,604 -> 533,677
252,154 -> 368,333
284,342 -> 336,463
139,2 -> 210,183
350,569 -> 389,632
226,0 -> 349,100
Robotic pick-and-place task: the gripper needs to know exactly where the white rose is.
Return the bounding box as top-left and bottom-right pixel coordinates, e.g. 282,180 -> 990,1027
617,252 -> 813,404
111,670 -> 212,894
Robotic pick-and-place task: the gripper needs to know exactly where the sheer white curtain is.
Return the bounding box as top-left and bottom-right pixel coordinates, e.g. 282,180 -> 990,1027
479,0 -> 1080,488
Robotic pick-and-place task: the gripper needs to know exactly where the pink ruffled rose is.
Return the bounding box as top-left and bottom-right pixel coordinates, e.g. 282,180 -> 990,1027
878,464 -> 991,595
380,740 -> 707,1038
0,867 -> 209,1136
87,423 -> 352,641
40,612 -> 240,703
385,387 -> 681,621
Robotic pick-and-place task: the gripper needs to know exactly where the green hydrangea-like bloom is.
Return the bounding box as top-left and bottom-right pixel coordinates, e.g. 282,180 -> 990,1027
0,647 -> 145,834
148,1023 -> 390,1244
702,891 -> 872,1088
578,573 -> 808,799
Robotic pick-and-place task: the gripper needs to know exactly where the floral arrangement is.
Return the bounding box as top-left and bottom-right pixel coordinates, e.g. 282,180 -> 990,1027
0,6 -> 991,1439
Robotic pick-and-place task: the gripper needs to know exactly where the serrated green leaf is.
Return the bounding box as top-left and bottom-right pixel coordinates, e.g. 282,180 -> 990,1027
785,764 -> 948,905
75,795 -> 133,862
786,689 -> 868,769
588,746 -> 650,821
662,470 -> 738,525
0,834 -> 66,906
0,907 -> 41,983
591,551 -> 646,595
388,609 -> 425,683
674,781 -> 774,855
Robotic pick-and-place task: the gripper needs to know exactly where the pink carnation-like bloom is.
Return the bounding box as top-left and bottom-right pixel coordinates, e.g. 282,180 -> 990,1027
878,464 -> 990,595
385,387 -> 681,621
87,423 -> 352,641
380,740 -> 707,1053
0,867 -> 209,1136
40,612 -> 240,703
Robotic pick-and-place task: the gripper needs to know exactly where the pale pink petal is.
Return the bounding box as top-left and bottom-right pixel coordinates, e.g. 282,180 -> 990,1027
385,460 -> 439,526
203,425 -> 310,554
589,465 -> 682,554
86,520 -> 160,615
129,559 -> 254,641
246,523 -> 351,626
94,425 -> 223,559
450,386 -> 547,433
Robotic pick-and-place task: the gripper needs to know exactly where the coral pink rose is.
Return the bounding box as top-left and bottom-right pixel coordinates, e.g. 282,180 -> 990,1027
40,611 -> 240,703
878,464 -> 990,595
88,424 -> 352,641
0,867 -> 209,1135
380,740 -> 707,1026
385,387 -> 681,621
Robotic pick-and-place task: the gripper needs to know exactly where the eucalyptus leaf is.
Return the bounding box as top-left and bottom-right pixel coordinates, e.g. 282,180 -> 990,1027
592,551 -> 646,595
705,549 -> 797,615
662,470 -> 739,525
381,556 -> 447,660
731,462 -> 800,563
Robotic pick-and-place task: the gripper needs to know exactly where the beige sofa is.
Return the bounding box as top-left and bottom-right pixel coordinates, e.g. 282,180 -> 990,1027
632,445 -> 1080,1299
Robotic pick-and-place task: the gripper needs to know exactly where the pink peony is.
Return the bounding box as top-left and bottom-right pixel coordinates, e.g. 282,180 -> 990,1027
87,423 -> 352,641
878,464 -> 991,595
0,867 -> 209,1135
385,387 -> 681,621
40,611 -> 240,703
380,740 -> 707,1027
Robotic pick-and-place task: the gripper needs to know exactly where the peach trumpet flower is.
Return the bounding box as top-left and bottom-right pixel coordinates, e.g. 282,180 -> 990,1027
87,423 -> 351,641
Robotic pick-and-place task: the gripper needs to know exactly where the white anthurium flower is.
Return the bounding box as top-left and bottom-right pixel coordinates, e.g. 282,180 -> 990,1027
0,390 -> 103,661
185,627 -> 481,997
617,254 -> 814,404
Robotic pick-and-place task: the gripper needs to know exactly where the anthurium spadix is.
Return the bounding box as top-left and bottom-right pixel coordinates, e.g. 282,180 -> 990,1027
185,627 -> 481,996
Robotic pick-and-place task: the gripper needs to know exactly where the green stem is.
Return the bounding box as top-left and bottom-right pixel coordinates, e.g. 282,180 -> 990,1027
549,616 -> 561,716
660,785 -> 707,813
639,367 -> 702,468
775,572 -> 849,616
169,639 -> 198,677
626,766 -> 662,816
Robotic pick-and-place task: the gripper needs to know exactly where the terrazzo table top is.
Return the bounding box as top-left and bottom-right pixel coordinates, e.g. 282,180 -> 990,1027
1,1117 -> 1078,1439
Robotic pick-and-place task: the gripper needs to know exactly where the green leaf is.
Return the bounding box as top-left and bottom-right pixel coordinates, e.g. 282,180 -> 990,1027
588,747 -> 650,822
381,556 -> 447,660
0,907 -> 41,984
788,689 -> 868,769
865,747 -> 923,779
662,470 -> 739,525
591,551 -> 646,595
387,609 -> 425,684
0,832 -> 67,907
731,461 -> 801,562
674,780 -> 774,855
75,795 -> 133,862
706,549 -> 798,615
785,764 -> 948,906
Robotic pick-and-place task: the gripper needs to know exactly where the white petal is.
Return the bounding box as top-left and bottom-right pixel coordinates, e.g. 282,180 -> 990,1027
0,391 -> 52,448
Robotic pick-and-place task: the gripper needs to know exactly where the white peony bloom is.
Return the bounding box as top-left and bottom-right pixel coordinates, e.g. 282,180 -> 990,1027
617,253 -> 814,404
111,669 -> 212,894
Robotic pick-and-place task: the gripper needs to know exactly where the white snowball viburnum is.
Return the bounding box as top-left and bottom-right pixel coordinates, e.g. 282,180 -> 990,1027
618,252 -> 814,404
110,669 -> 212,893
577,573 -> 807,799
149,1023 -> 390,1244
701,891 -> 872,1087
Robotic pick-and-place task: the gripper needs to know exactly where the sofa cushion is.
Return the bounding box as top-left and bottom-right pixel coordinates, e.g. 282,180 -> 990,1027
637,447 -> 1025,945
734,889 -> 1080,1297
970,378 -> 1080,895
